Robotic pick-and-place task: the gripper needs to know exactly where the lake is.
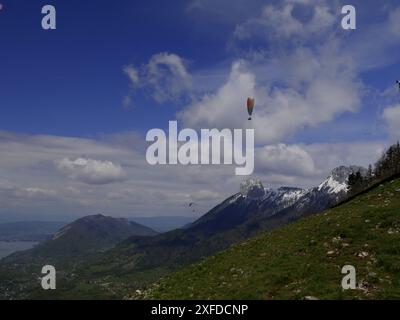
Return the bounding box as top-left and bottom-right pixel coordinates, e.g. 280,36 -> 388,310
0,241 -> 38,259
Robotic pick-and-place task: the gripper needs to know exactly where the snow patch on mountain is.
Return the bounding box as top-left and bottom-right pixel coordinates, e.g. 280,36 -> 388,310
228,193 -> 242,204
318,175 -> 348,194
240,178 -> 265,199
281,188 -> 308,202
318,166 -> 367,194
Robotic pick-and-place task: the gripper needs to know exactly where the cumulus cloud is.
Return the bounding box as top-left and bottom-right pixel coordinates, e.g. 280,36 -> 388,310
234,0 -> 335,43
256,144 -> 317,177
304,141 -> 386,174
180,51 -> 360,144
56,158 -> 126,185
180,61 -> 256,129
179,0 -> 372,144
180,0 -> 400,146
123,52 -> 192,105
250,140 -> 386,188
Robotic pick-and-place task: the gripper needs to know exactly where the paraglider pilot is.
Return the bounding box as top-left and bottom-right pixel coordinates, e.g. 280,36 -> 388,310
247,97 -> 255,120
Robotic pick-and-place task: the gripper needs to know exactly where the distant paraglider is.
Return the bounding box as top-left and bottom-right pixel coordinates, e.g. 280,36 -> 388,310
397,80 -> 400,91
247,97 -> 255,120
188,202 -> 197,213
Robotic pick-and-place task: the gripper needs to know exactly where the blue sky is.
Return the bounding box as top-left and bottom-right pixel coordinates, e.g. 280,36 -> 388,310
0,0 -> 400,220
0,0 -> 396,139
0,0 -> 235,136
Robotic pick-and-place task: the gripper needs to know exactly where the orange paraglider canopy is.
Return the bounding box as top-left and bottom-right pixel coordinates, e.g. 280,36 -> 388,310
247,97 -> 255,120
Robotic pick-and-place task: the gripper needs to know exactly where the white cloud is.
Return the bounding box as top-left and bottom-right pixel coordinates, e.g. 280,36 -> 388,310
0,183 -> 57,202
180,61 -> 255,129
179,1 -> 400,148
22,188 -> 57,199
251,140 -> 386,188
123,65 -> 140,85
124,52 -> 192,104
234,1 -> 335,42
180,50 -> 361,144
189,189 -> 222,202
383,104 -> 400,138
56,158 -> 126,185
256,144 -> 317,177
304,141 -> 386,174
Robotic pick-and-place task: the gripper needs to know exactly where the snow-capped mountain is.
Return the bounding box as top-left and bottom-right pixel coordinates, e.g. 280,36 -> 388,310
240,179 -> 306,209
201,165 -> 366,233
240,178 -> 306,204
188,166 -> 364,237
229,166 -> 365,221
269,166 -> 367,219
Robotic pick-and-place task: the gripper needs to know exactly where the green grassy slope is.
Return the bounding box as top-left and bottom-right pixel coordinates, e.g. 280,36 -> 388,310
146,178 -> 400,300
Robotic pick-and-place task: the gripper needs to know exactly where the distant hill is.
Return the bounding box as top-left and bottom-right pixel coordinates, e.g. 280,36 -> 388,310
42,214 -> 157,257
0,221 -> 66,242
0,214 -> 158,299
145,177 -> 400,300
